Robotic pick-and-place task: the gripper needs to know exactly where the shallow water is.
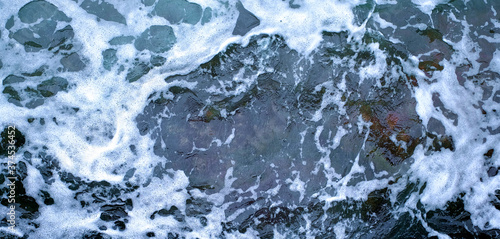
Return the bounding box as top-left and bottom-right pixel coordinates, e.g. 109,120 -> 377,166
0,0 -> 499,238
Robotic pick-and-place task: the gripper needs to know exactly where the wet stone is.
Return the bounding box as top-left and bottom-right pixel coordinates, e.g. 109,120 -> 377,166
427,134 -> 455,152
123,168 -> 136,181
13,26 -> 37,46
0,126 -> 26,157
18,195 -> 40,219
374,1 -> 454,58
12,23 -> 53,51
1,180 -> 40,220
432,93 -> 459,126
492,90 -> 500,103
200,216 -> 208,227
61,53 -> 86,72
232,2 -> 260,36
113,221 -> 126,231
424,197 -> 495,238
418,28 -> 443,43
102,49 -> 118,70
82,231 -> 112,239
288,0 -> 301,8
22,65 -> 48,77
150,55 -> 166,67
376,1 -> 430,28
40,190 -> 54,205
2,86 -> 22,106
37,77 -> 69,97
134,25 -> 177,53
80,0 -> 127,24
59,172 -> 82,190
18,0 -> 71,24
353,1 -> 373,26
10,1 -> 74,52
3,75 -> 26,85
49,25 -> 75,50
484,149 -> 494,159
157,206 -> 184,222
168,232 -> 180,239
2,81 -> 47,108
487,167 -> 498,177
432,5 -> 464,43
5,16 -> 14,30
12,18 -> 75,52
427,117 -> 445,135
201,7 -> 212,25
136,33 -> 427,232
25,98 -> 45,109
100,204 -> 128,222
355,96 -> 424,165
142,0 -> 156,7
185,198 -> 213,217
419,60 -> 444,72
109,36 -> 135,45
153,0 -> 203,25
126,62 -> 151,82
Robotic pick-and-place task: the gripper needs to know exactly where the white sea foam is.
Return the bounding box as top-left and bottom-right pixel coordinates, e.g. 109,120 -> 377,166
411,0 -> 450,15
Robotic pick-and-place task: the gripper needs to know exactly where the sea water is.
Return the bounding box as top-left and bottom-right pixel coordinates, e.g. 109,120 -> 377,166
0,0 -> 499,238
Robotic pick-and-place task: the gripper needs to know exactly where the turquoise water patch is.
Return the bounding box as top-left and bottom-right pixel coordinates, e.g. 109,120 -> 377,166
232,2 -> 260,36
102,48 -> 118,71
108,36 -> 135,45
18,0 -> 71,24
153,0 -> 203,25
134,25 -> 176,53
60,53 -> 85,72
80,0 -> 127,24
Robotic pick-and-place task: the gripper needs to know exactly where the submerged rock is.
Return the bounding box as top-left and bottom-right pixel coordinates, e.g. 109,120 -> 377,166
100,204 -> 128,221
37,77 -> 69,97
201,7 -> 212,25
102,48 -> 118,70
142,0 -> 156,7
356,98 -> 424,166
5,16 -> 14,30
12,21 -> 74,52
109,36 -> 135,45
134,25 -> 177,53
126,62 -> 151,82
150,55 -> 166,67
153,0 -> 203,25
12,20 -> 55,50
0,126 -> 26,156
2,86 -> 22,106
22,65 -> 48,77
81,231 -> 112,239
2,74 -> 68,108
232,2 -> 260,36
60,53 -> 86,72
11,1 -> 74,52
18,0 -> 71,24
80,0 -> 127,24
3,75 -> 26,85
